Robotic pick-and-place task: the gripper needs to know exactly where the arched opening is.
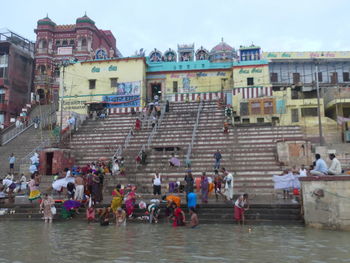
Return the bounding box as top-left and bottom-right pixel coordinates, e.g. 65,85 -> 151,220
37,89 -> 45,100
39,65 -> 46,75
40,39 -> 47,49
62,40 -> 68,46
81,38 -> 87,47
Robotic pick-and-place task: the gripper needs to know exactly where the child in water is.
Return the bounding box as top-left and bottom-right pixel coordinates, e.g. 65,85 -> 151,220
189,208 -> 199,228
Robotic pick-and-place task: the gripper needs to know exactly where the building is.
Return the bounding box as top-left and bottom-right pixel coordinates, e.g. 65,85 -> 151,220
0,29 -> 35,127
264,51 -> 350,142
34,14 -> 121,104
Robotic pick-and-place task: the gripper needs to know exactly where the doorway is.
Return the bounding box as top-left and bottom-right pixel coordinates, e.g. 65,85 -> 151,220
151,83 -> 162,100
46,152 -> 54,175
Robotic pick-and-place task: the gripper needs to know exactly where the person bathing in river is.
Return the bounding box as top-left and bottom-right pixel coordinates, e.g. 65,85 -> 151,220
189,208 -> 199,228
115,207 -> 127,226
172,203 -> 186,227
234,193 -> 249,225
40,193 -> 55,223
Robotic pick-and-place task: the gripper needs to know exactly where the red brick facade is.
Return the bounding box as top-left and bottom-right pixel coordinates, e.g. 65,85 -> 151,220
34,15 -> 120,104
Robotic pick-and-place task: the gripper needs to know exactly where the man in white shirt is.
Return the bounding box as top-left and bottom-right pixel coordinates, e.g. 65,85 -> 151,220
153,173 -> 161,196
328,154 -> 342,175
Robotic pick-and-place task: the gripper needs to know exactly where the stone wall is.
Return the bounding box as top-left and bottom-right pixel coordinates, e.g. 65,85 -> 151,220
300,176 -> 350,230
276,140 -> 312,167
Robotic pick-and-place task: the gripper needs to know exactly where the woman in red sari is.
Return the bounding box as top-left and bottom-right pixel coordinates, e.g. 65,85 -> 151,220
172,203 -> 185,227
135,118 -> 141,131
125,186 -> 137,218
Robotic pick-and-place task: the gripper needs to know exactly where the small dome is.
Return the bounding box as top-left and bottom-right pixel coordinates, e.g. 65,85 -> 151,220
210,41 -> 234,53
209,38 -> 237,62
76,13 -> 95,25
37,15 -> 56,27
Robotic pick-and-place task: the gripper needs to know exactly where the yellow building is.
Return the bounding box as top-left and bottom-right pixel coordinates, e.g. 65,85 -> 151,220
60,57 -> 146,115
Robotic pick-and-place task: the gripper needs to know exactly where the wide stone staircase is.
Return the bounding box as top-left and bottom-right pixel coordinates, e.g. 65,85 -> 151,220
0,104 -> 56,177
66,114 -> 138,165
110,101 -> 305,196
0,202 -> 303,225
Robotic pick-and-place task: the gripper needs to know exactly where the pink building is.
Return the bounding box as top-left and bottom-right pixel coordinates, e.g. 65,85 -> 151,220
34,14 -> 121,103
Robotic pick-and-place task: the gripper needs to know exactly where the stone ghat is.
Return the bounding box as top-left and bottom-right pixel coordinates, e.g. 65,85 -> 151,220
0,202 -> 303,225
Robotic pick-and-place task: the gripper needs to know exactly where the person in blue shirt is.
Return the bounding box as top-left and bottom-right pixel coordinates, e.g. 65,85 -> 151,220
310,154 -> 328,176
187,191 -> 197,209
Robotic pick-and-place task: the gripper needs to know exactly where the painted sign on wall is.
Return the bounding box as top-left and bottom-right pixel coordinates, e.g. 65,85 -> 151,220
116,81 -> 141,96
102,95 -> 140,108
262,51 -> 350,60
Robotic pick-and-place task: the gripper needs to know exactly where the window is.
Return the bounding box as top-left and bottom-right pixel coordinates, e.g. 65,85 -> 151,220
331,72 -> 338,84
0,55 -> 8,65
291,89 -> 299,100
242,118 -> 250,124
0,67 -> 7,78
250,101 -> 261,115
62,40 -> 68,46
89,79 -> 96,89
263,101 -> 274,114
110,78 -> 118,88
54,67 -> 60,78
69,40 -> 75,46
317,72 -> 323,82
270,72 -> 278,82
301,107 -> 318,117
39,65 -> 46,75
240,102 -> 249,116
293,73 -> 300,84
247,77 -> 254,86
291,109 -> 299,122
343,72 -> 350,82
55,40 -> 61,46
0,87 -> 5,103
81,38 -> 87,47
173,81 -> 178,93
40,39 -> 47,49
257,118 -> 264,123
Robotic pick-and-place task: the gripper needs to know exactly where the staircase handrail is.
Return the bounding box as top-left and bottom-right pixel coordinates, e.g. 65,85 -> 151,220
112,109 -> 149,159
20,138 -> 53,166
1,103 -> 57,146
137,102 -> 166,157
185,100 -> 204,164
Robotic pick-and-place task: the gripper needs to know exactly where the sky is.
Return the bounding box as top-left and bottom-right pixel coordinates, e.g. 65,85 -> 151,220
1,0 -> 349,57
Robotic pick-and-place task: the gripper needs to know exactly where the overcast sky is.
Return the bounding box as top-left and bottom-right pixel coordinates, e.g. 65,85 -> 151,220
1,0 -> 349,56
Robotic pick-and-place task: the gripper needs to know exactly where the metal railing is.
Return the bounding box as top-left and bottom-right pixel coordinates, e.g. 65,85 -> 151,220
185,100 -> 204,164
137,103 -> 167,158
112,108 -> 150,159
1,103 -> 57,145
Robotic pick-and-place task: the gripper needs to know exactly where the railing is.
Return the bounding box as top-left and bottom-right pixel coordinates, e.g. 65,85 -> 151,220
185,99 -> 204,164
137,103 -> 167,158
112,108 -> 150,159
1,104 -> 57,145
324,86 -> 350,107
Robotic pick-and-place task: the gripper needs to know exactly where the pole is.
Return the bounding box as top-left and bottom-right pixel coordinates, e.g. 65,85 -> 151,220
315,62 -> 324,145
59,65 -> 65,143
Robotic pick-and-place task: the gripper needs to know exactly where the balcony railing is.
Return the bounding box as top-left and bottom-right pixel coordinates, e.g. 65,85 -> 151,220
34,75 -> 52,84
324,87 -> 350,107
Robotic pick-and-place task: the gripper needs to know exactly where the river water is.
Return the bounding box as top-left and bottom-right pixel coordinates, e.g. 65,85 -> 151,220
0,222 -> 349,263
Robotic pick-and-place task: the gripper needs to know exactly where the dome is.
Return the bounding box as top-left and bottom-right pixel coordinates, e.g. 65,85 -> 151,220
209,39 -> 237,62
210,41 -> 234,53
76,13 -> 95,25
37,15 -> 56,27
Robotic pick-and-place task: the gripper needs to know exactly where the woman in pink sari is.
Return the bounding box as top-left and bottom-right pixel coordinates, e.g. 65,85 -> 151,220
125,186 -> 137,218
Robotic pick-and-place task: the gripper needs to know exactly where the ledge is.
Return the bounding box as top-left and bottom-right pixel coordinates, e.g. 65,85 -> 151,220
300,175 -> 350,181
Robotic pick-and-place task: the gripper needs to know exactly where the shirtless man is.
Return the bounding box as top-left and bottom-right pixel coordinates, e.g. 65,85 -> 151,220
189,207 -> 199,228
74,175 -> 84,201
115,207 -> 126,226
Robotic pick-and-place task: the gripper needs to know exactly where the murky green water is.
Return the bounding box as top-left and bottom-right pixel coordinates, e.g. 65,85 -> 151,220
0,222 -> 349,263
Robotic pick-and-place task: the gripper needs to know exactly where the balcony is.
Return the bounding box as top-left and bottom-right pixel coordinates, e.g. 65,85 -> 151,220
324,87 -> 350,108
0,99 -> 7,111
34,75 -> 52,85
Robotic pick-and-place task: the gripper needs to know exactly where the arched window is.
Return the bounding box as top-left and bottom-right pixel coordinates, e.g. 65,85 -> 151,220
69,40 -> 74,46
41,39 -> 47,49
81,38 -> 87,47
62,40 -> 68,46
39,65 -> 46,74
